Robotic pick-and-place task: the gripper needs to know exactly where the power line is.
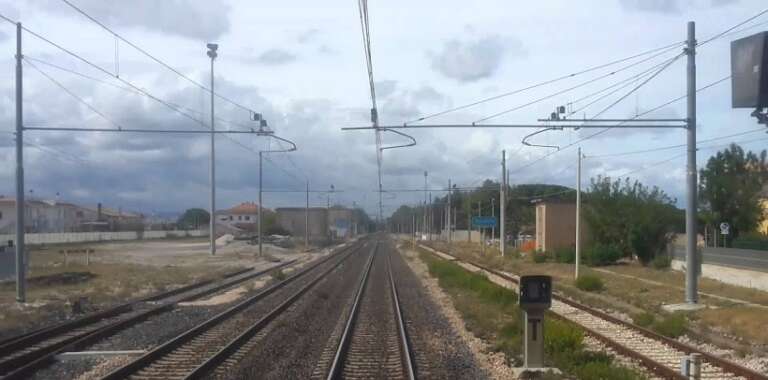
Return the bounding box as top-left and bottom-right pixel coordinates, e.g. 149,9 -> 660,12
405,41 -> 684,124
58,0 -> 258,115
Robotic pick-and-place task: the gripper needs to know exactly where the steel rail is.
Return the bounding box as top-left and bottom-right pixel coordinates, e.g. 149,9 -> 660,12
325,243 -> 377,380
388,251 -> 417,380
0,267 -> 250,350
416,243 -> 767,380
100,240 -> 367,380
0,261 -> 298,379
184,242 -> 377,380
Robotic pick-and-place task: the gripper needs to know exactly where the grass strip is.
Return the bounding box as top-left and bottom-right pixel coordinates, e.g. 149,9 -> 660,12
419,250 -> 647,380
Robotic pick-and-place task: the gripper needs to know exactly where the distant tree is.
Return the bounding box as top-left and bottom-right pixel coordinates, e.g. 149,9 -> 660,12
177,208 -> 210,229
699,144 -> 768,240
584,176 -> 680,265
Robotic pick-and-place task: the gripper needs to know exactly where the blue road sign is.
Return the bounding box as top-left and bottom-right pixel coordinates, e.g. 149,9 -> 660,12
472,216 -> 497,228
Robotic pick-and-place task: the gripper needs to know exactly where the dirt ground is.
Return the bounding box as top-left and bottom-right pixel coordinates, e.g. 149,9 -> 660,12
0,236 -> 326,340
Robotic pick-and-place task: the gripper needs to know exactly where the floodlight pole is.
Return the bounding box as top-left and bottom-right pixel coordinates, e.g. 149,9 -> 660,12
207,43 -> 218,256
15,22 -> 26,303
685,21 -> 699,304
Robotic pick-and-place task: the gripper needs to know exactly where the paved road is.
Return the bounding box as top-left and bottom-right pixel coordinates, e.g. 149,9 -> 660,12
673,246 -> 768,273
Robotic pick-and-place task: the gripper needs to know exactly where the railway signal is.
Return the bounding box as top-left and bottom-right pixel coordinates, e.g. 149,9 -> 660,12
519,275 -> 553,370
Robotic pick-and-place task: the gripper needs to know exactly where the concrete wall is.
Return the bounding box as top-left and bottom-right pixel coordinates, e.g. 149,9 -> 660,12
444,229 -> 482,242
276,208 -> 328,242
0,230 -> 206,246
671,259 -> 768,292
670,244 -> 768,291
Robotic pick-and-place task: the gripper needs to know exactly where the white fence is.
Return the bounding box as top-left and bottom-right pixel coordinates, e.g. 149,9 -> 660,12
0,230 -> 207,246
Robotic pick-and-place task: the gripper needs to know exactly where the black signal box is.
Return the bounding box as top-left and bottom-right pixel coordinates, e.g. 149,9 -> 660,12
732,31 -> 768,108
519,275 -> 552,310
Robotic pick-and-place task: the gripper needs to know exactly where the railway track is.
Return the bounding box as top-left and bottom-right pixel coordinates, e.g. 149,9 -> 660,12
99,239 -> 369,380
0,259 -> 300,380
0,242 -> 365,380
325,242 -> 416,380
416,243 -> 767,380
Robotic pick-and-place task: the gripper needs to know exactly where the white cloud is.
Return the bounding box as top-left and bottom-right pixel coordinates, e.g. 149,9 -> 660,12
430,33 -> 525,82
31,0 -> 231,40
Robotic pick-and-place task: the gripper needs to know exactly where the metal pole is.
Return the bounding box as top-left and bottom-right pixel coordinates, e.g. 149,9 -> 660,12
467,200 -> 471,243
491,197 -> 495,245
576,147 -> 582,279
500,150 -> 506,257
423,171 -> 428,239
208,47 -> 216,256
15,22 -> 25,303
258,152 -> 263,257
428,192 -> 432,241
685,21 -> 699,304
478,200 -> 482,254
305,181 -> 309,249
447,179 -> 452,244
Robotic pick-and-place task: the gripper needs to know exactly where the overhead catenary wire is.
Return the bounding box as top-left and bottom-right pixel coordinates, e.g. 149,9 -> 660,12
58,0 -> 259,115
698,7 -> 768,47
508,75 -> 731,174
24,56 -> 259,132
0,15 -> 213,130
24,57 -> 126,130
474,50 -> 685,123
405,41 -> 684,125
520,53 -> 683,149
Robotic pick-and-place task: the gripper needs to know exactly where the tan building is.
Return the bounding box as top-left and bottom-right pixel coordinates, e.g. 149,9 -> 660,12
534,201 -> 587,252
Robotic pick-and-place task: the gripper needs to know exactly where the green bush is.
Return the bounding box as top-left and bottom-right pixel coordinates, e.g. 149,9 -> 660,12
532,251 -> 548,263
732,232 -> 768,251
425,254 -> 518,306
545,319 -> 584,353
553,247 -> 575,264
651,313 -> 688,338
269,269 -> 287,281
584,244 -> 622,266
651,254 -> 672,269
631,312 -> 655,328
575,274 -> 604,292
573,361 -> 646,380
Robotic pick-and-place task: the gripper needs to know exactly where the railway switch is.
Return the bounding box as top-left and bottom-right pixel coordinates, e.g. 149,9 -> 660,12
519,275 -> 552,369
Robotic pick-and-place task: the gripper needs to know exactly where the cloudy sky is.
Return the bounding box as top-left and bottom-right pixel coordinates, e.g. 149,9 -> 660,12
0,0 -> 765,218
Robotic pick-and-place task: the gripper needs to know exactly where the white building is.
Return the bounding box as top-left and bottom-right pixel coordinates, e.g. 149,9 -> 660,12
217,202 -> 261,229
